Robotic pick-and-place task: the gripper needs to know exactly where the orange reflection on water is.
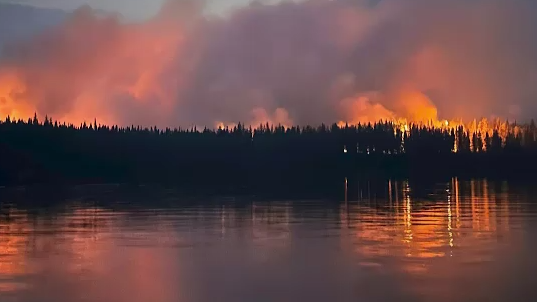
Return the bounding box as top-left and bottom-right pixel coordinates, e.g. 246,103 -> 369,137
340,178 -> 514,275
0,208 -> 30,293
0,204 -> 185,302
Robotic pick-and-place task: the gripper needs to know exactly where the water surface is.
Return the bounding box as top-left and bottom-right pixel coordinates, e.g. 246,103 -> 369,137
0,178 -> 536,302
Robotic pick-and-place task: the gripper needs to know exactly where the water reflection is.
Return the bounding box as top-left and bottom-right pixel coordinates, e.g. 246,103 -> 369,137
0,207 -> 30,293
341,178 -> 517,272
0,179 -> 535,302
0,204 -> 186,302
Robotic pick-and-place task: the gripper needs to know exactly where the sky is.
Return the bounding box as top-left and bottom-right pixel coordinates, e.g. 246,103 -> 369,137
1,0 -> 537,128
0,0 -> 256,19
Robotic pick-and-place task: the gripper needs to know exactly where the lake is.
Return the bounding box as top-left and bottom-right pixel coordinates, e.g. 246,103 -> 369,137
0,178 -> 536,302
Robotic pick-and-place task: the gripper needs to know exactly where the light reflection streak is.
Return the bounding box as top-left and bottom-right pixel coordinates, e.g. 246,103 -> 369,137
448,195 -> 453,250
341,178 -> 515,275
388,179 -> 393,206
455,177 -> 461,229
403,181 -> 413,245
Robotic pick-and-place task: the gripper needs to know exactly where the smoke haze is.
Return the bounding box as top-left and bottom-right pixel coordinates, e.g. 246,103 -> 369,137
0,0 -> 536,127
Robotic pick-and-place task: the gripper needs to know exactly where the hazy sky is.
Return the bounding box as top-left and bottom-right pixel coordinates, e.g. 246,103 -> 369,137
2,0 -> 537,126
0,0 -> 256,19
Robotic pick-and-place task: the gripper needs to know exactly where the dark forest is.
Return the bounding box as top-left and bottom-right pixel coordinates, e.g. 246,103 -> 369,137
1,115 -> 537,190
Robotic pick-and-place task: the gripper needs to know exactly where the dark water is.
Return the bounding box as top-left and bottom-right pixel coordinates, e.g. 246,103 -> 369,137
0,178 -> 537,302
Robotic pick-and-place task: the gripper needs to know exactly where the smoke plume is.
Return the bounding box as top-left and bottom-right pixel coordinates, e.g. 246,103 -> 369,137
1,0 -> 537,127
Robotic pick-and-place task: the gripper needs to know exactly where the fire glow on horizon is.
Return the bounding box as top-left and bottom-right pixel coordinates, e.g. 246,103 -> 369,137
1,0 -> 537,132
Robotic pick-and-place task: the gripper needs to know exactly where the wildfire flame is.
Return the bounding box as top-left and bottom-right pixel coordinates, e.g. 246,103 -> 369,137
335,89 -> 527,153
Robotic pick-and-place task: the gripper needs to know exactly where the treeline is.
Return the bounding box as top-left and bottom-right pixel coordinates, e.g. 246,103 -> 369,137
1,115 -> 537,187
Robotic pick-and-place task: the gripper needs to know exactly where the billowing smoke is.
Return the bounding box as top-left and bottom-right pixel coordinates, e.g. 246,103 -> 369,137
1,0 -> 537,128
